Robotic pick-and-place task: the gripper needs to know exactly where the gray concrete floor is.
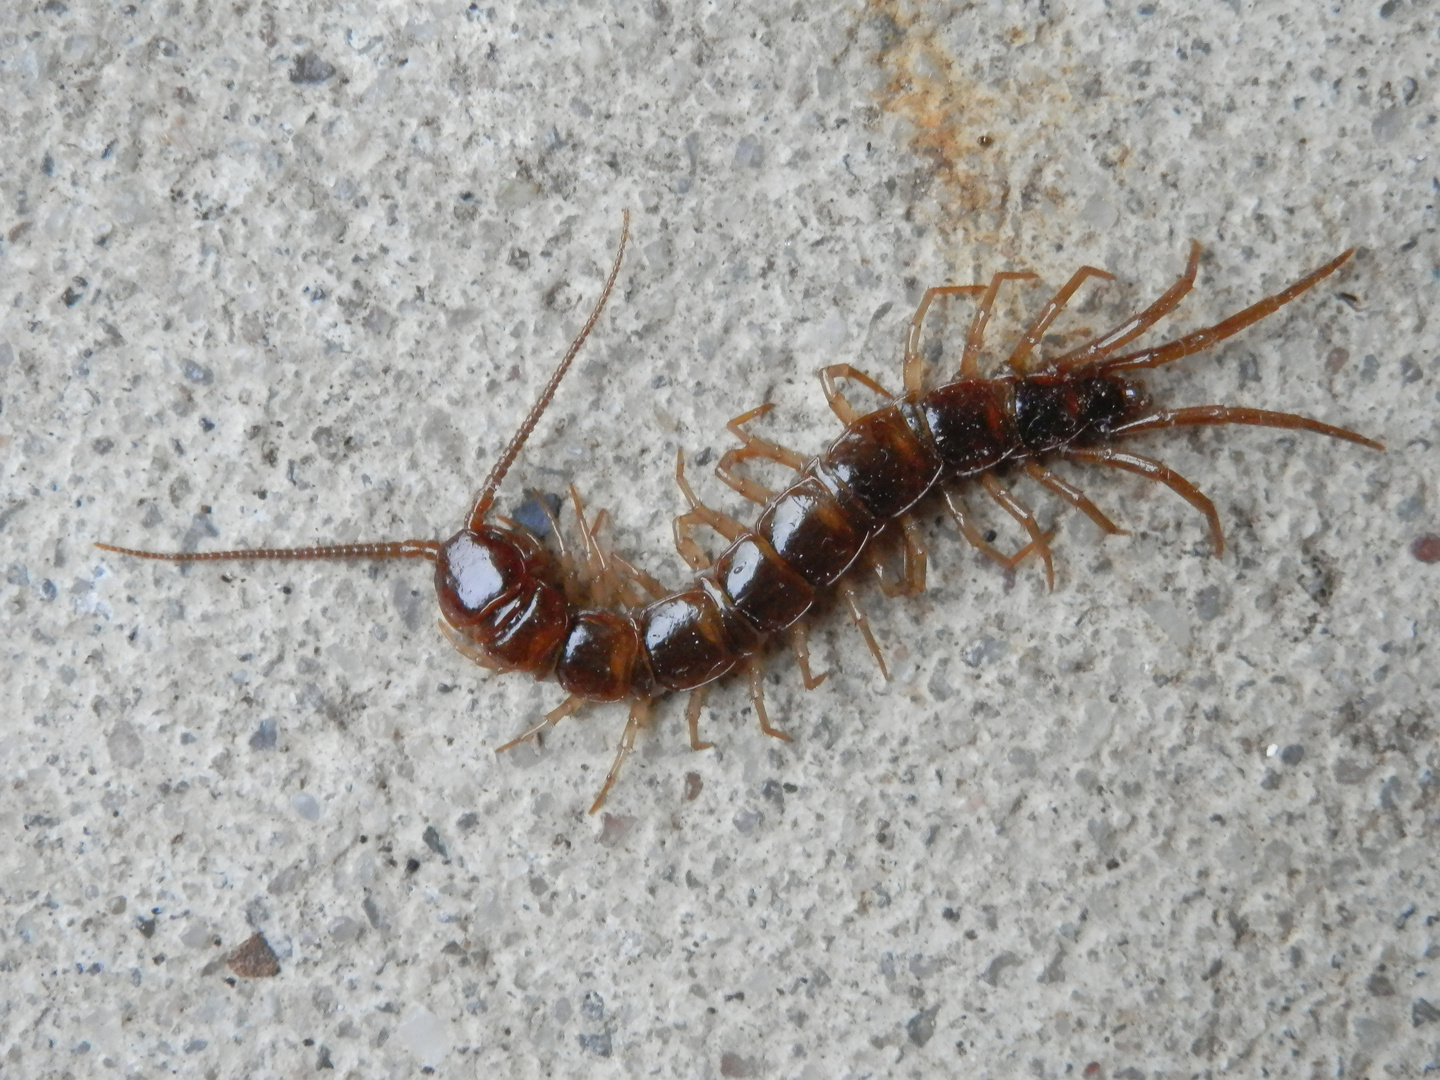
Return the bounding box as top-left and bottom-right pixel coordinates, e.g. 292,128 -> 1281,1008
2,1 -> 1438,1076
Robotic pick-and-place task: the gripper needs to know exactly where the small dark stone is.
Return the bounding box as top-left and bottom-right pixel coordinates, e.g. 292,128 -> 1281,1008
289,52 -> 336,84
907,1004 -> 939,1047
226,933 -> 280,978
1367,972 -> 1396,997
248,718 -> 277,750
577,1032 -> 612,1058
1414,998 -> 1440,1026
1279,744 -> 1304,766
512,490 -> 562,537
183,359 -> 213,385
136,916 -> 156,938
422,825 -> 448,859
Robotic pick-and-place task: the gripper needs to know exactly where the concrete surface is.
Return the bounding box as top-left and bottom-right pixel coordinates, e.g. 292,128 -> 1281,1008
2,1 -> 1438,1076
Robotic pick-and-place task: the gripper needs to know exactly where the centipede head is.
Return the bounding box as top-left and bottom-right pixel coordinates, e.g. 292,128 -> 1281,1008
436,526 -> 570,672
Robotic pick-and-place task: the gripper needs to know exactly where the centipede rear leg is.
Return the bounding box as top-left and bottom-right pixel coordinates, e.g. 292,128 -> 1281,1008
979,473 -> 1056,589
495,694 -> 589,753
1006,264 -> 1115,373
836,577 -> 889,680
684,686 -> 714,751
1066,447 -> 1225,555
1021,461 -> 1128,538
1053,240 -> 1201,372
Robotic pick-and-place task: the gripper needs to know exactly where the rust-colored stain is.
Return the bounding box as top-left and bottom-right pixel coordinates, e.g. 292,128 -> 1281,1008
862,0 -> 1075,256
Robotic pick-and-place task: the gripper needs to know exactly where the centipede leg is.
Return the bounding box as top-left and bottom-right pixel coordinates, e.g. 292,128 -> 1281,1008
837,578 -> 889,680
790,620 -> 829,690
959,271 -> 1039,379
820,364 -> 894,425
673,450 -> 748,571
495,694 -> 589,753
717,404 -> 808,504
905,284 -> 986,394
1091,248 -> 1354,375
1066,447 -> 1225,556
868,514 -> 930,597
684,685 -> 714,751
590,697 -> 652,814
746,657 -> 793,742
1053,241 -> 1201,372
1006,265 -> 1115,373
979,473 -> 1056,589
1109,405 -> 1384,452
1022,461 -> 1127,538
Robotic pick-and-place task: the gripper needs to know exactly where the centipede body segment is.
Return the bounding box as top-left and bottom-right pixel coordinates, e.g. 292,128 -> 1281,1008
97,214 -> 1384,811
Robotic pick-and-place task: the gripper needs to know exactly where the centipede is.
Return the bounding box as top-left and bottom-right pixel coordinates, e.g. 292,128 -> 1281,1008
97,211 -> 1384,812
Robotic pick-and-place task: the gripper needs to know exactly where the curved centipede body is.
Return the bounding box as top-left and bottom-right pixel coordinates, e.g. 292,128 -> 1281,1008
97,213 -> 1384,811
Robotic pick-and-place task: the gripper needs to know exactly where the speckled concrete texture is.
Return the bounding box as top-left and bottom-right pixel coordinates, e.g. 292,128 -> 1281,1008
2,1 -> 1438,1076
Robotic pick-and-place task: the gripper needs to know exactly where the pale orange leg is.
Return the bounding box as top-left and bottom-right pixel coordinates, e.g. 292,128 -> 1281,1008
1109,405 -> 1384,451
943,487 -> 1031,570
1054,240 -> 1201,372
716,405 -> 810,503
1091,248 -> 1354,374
685,685 -> 713,751
904,283 -> 986,394
495,694 -> 588,753
959,271 -> 1038,379
1066,447 -> 1225,556
979,473 -> 1056,589
1021,460 -> 1127,537
1006,265 -> 1114,373
837,578 -> 889,680
790,620 -> 828,690
866,514 -> 929,598
820,364 -> 894,425
673,450 -> 748,571
590,697 -> 652,814
747,658 -> 792,742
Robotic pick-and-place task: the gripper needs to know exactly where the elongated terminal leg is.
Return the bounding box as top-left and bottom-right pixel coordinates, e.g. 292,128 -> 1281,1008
673,450 -> 748,571
716,403 -> 808,504
959,271 -> 1039,379
1021,461 -> 1127,537
790,620 -> 828,690
746,657 -> 793,741
1006,265 -> 1115,372
1094,249 -> 1354,375
905,284 -> 986,394
1066,447 -> 1225,555
495,695 -> 588,753
837,577 -> 889,680
590,697 -> 652,814
1109,405 -> 1384,451
1054,241 -> 1201,372
820,364 -> 894,426
980,473 -> 1056,589
684,685 -> 714,751
943,487 -> 1029,570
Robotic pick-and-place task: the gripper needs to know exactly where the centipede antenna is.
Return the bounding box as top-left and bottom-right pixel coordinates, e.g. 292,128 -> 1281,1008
93,540 -> 441,563
468,210 -> 630,530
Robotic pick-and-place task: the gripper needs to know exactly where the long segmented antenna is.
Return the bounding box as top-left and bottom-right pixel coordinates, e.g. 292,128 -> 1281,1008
95,211 -> 630,565
467,209 -> 630,530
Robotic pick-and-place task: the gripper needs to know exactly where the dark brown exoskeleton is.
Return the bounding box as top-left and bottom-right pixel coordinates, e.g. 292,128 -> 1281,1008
98,217 -> 1383,810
